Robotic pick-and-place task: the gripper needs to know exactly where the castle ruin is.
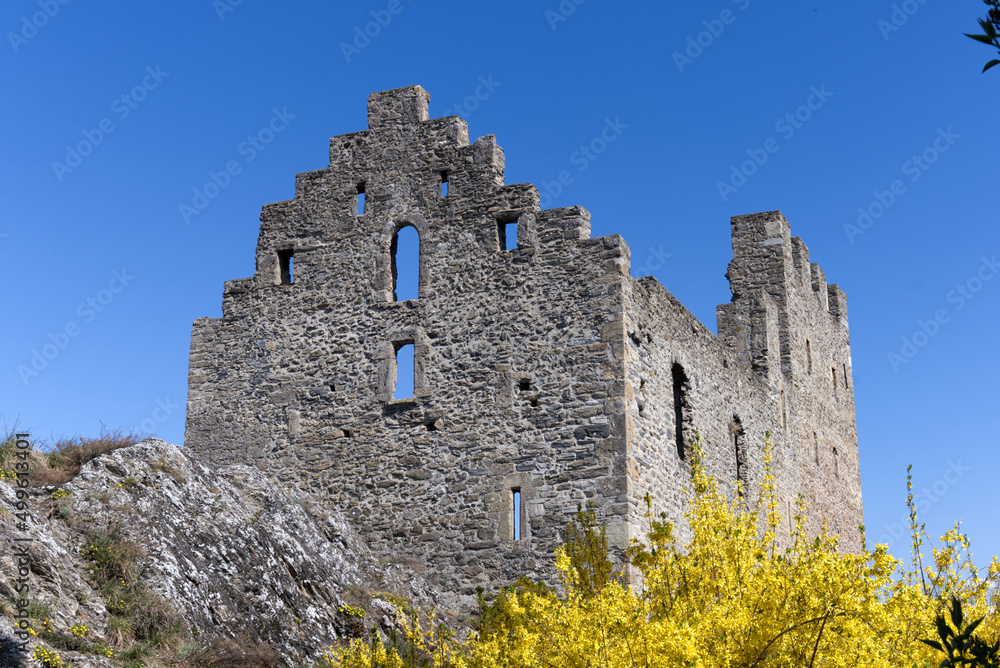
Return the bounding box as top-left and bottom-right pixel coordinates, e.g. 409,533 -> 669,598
185,85 -> 863,600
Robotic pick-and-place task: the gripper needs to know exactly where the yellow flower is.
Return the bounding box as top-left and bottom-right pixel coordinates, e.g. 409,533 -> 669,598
321,433 -> 1000,668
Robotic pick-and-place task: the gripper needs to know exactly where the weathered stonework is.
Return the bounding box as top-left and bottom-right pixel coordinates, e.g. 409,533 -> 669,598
185,85 -> 863,603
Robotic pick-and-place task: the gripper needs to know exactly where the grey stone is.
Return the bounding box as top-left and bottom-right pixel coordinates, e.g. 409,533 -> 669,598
186,85 -> 863,597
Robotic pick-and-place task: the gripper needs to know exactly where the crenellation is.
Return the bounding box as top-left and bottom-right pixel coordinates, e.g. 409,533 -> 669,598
186,86 -> 863,606
828,284 -> 848,321
811,263 -> 830,311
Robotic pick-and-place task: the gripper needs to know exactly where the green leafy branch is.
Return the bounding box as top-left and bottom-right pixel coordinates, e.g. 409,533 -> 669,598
966,0 -> 1000,73
921,596 -> 1000,667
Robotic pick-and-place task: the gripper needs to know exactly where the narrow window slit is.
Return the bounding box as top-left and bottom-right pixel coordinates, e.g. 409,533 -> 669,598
278,249 -> 294,285
512,488 -> 521,541
732,417 -> 747,496
671,363 -> 690,460
439,171 -> 449,197
780,390 -> 788,431
356,182 -> 366,215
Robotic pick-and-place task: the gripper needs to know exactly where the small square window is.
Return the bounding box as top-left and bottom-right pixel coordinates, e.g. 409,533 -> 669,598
497,216 -> 518,251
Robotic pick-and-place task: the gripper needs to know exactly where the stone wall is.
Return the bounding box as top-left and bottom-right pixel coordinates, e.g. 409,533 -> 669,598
626,211 -> 862,552
186,86 -> 863,602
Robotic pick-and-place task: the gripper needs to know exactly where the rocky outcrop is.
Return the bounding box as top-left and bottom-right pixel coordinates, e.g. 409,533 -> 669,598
0,440 -> 438,666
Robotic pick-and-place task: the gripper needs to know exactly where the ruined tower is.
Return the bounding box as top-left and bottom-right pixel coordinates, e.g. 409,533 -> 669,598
185,86 -> 862,603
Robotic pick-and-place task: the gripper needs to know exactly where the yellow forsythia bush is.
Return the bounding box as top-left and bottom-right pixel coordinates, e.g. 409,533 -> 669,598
325,437 -> 1000,667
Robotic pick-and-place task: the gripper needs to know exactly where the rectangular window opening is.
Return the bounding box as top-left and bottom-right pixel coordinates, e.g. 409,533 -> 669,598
278,249 -> 294,285
497,216 -> 518,251
780,391 -> 788,431
440,171 -> 449,197
356,183 -> 366,215
512,488 -> 521,541
734,425 -> 747,496
671,363 -> 689,460
843,363 -> 849,389
832,368 -> 838,399
393,342 -> 415,401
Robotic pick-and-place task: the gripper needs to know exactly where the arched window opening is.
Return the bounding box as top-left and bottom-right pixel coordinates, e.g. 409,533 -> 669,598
391,225 -> 420,302
732,417 -> 747,496
392,342 -> 415,400
671,363 -> 690,461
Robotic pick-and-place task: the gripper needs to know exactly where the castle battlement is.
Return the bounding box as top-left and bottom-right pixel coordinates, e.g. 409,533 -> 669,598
186,86 -> 862,604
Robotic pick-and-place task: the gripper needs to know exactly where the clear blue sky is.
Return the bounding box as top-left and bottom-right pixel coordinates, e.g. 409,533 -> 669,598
2,0 -> 997,563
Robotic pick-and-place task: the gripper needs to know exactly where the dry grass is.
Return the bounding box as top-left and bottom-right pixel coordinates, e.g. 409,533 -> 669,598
150,456 -> 187,485
83,526 -> 146,583
28,428 -> 144,486
182,635 -> 284,668
82,525 -> 185,653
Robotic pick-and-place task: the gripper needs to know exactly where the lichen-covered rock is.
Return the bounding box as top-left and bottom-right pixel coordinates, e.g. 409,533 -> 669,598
0,440 -> 437,665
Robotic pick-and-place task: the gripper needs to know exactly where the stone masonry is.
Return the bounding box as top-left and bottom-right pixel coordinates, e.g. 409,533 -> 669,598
185,85 -> 863,603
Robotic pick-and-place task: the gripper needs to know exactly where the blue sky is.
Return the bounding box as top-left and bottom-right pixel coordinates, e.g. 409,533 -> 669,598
2,0 -> 998,563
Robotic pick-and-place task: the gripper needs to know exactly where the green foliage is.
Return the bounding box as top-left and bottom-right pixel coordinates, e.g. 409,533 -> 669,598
922,596 -> 1000,667
966,0 -> 1000,72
